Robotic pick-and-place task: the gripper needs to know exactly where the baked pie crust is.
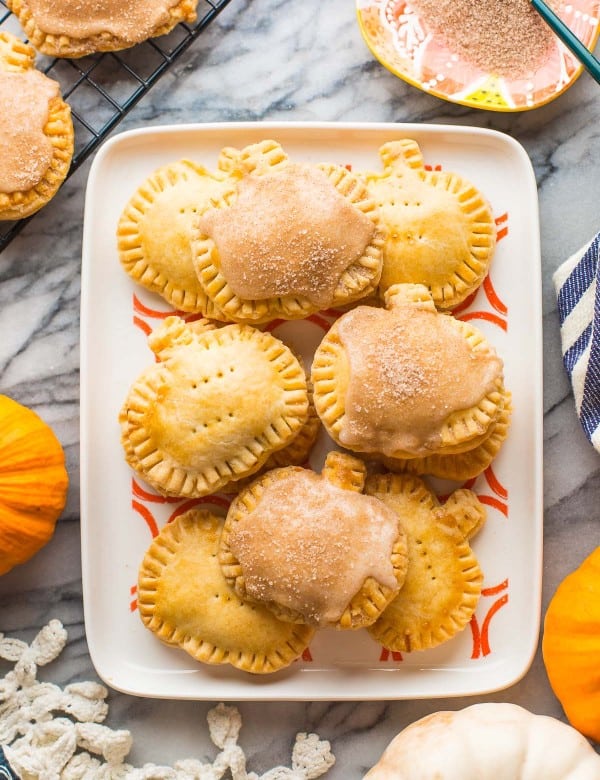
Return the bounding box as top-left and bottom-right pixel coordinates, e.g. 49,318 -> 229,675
191,139 -> 386,323
381,392 -> 512,481
0,32 -> 73,221
311,283 -> 506,459
117,160 -> 237,317
363,139 -> 496,310
7,0 -> 198,58
138,509 -> 315,674
120,317 -> 309,497
221,378 -> 321,494
219,451 -> 408,629
365,473 -> 485,652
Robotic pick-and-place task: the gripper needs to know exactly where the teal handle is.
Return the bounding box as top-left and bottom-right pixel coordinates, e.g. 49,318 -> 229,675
530,0 -> 600,84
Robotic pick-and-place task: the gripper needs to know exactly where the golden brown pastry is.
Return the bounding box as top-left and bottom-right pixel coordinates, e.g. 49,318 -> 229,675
7,0 -> 198,58
138,509 -> 315,674
381,393 -> 512,481
0,32 -> 73,221
219,451 -> 409,629
363,139 -> 496,309
311,283 -> 506,460
120,316 -> 309,497
191,139 -> 386,323
117,159 -> 237,317
365,473 -> 485,652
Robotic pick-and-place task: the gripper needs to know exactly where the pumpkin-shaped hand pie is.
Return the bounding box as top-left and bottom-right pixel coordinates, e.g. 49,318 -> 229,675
362,139 -> 496,309
542,546 -> 600,744
138,509 -> 315,674
219,451 -> 409,629
381,393 -> 512,481
7,0 -> 198,58
312,283 -> 507,460
191,139 -> 386,324
120,316 -> 309,497
364,703 -> 600,779
117,160 -> 238,317
0,32 -> 73,221
365,473 -> 485,652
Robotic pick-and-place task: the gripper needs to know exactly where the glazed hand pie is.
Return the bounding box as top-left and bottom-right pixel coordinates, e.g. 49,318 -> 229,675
0,32 -> 73,221
120,316 -> 309,497
381,394 -> 512,481
362,139 -> 496,309
7,0 -> 198,58
365,473 -> 485,652
191,139 -> 386,323
138,509 -> 315,674
117,160 -> 237,317
312,283 -> 507,460
219,451 -> 409,629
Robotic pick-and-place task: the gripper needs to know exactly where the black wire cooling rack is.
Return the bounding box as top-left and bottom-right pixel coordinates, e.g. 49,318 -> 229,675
0,0 -> 233,252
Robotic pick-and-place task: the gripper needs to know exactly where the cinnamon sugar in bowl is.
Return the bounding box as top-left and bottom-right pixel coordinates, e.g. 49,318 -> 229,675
356,0 -> 600,111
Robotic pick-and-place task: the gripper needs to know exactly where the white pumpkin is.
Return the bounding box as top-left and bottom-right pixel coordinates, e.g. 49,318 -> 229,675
364,703 -> 600,779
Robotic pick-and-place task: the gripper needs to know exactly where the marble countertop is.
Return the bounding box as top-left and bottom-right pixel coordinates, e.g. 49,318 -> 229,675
1,0 -> 600,774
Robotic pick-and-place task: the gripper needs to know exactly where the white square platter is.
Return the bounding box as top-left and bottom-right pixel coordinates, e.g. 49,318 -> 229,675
80,121 -> 543,700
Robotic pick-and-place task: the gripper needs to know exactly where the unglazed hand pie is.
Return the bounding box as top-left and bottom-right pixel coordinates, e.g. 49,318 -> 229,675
0,32 -> 73,221
221,378 -> 321,494
365,473 -> 485,652
219,451 -> 408,629
362,139 -> 496,310
138,509 -> 315,674
7,0 -> 198,58
312,283 -> 506,460
120,316 -> 309,497
117,160 -> 238,317
191,139 -> 386,323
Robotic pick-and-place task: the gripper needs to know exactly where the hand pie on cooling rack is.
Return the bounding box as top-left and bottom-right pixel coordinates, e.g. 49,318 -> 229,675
312,283 -> 509,463
219,451 -> 409,630
7,0 -> 198,57
362,139 -> 496,310
191,139 -> 386,323
119,316 -> 309,498
365,473 -> 485,653
138,509 -> 315,674
0,32 -> 73,221
117,159 -> 238,318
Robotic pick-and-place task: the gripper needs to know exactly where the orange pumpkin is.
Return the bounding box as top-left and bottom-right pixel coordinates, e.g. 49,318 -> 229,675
0,395 -> 69,575
542,546 -> 600,743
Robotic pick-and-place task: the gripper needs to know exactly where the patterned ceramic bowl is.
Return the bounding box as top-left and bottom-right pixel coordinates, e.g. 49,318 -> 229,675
356,0 -> 600,111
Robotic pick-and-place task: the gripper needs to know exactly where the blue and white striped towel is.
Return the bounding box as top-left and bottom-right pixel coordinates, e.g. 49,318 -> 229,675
553,232 -> 600,451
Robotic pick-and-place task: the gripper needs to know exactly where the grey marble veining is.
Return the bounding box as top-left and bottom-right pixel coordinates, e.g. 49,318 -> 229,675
1,0 -> 600,774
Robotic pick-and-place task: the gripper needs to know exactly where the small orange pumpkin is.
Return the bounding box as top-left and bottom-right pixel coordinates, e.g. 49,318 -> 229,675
0,395 -> 69,575
542,546 -> 600,743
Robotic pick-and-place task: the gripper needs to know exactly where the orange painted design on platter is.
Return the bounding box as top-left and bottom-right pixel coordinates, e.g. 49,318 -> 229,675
379,647 -> 403,662
132,499 -> 159,538
470,579 -> 509,658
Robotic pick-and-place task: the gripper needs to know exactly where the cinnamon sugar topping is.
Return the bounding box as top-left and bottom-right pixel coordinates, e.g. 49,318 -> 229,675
0,70 -> 58,194
337,305 -> 503,456
228,469 -> 400,625
197,163 -> 376,307
26,0 -> 181,42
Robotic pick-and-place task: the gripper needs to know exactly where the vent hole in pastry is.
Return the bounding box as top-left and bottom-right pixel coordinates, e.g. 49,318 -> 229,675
217,371 -> 223,378
203,378 -> 209,383
229,366 -> 235,372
